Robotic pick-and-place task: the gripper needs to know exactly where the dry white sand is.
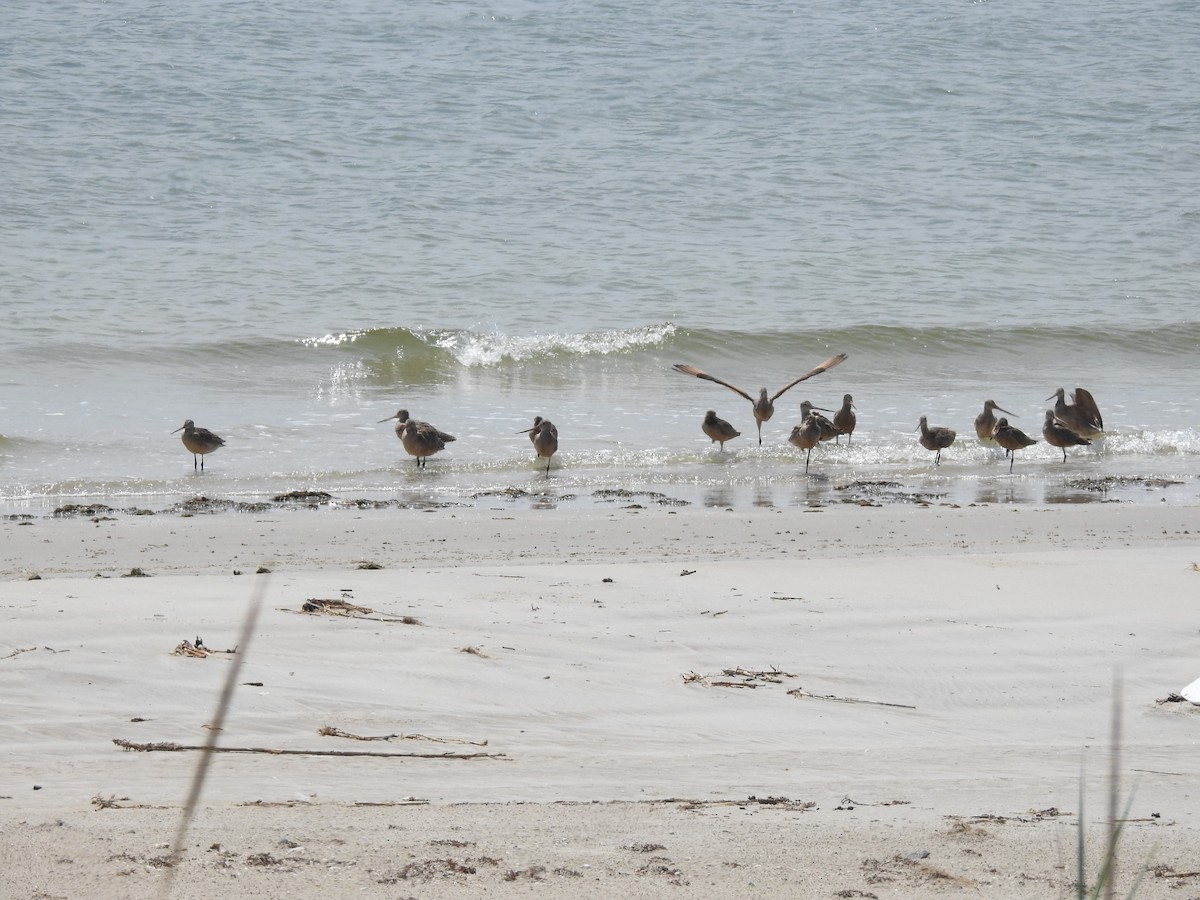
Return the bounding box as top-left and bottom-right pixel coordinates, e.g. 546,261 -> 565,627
3,501 -> 1200,898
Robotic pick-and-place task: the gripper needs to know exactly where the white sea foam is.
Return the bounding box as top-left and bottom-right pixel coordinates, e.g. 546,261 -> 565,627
431,324 -> 678,367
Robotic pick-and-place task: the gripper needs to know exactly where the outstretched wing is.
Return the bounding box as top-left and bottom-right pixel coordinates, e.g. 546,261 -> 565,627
672,364 -> 754,403
769,353 -> 848,402
1072,388 -> 1103,431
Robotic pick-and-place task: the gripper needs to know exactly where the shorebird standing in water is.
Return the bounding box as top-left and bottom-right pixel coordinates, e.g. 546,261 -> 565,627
517,417 -> 558,473
172,419 -> 225,471
800,401 -> 840,442
701,410 -> 740,451
1042,409 -> 1091,461
788,413 -> 824,473
974,400 -> 1015,443
917,416 -> 956,465
992,418 -> 1037,473
1048,387 -> 1103,439
833,394 -> 856,445
672,353 -> 847,444
379,409 -> 455,468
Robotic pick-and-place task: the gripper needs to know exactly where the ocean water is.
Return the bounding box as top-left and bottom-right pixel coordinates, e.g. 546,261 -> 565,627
3,0 -> 1199,514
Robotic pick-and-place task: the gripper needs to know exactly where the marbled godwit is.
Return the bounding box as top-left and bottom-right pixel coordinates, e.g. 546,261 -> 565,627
517,418 -> 558,472
701,410 -> 740,451
672,353 -> 847,444
1048,387 -> 1103,439
992,418 -> 1037,473
833,394 -> 856,445
377,408 -> 410,438
917,416 -> 956,465
1042,409 -> 1091,461
973,400 -> 1014,443
379,410 -> 455,468
800,401 -> 840,442
172,419 -> 224,471
788,413 -> 824,473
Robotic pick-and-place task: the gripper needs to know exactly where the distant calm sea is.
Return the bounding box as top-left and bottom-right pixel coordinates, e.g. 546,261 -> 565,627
3,0 -> 1198,513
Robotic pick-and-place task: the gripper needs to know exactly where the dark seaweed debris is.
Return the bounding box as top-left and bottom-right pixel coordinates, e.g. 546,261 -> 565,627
271,490 -> 334,506
53,503 -> 115,518
1069,475 -> 1184,492
593,489 -> 689,507
174,496 -> 272,515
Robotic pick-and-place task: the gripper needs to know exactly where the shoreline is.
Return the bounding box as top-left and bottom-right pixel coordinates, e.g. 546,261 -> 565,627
4,498 -> 1200,579
4,502 -> 1199,897
2,451 -> 1197,519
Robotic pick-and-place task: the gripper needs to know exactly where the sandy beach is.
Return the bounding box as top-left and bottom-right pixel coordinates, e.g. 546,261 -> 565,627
3,500 -> 1199,898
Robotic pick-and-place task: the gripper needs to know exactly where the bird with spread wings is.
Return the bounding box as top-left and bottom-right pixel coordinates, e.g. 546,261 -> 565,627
672,353 -> 848,444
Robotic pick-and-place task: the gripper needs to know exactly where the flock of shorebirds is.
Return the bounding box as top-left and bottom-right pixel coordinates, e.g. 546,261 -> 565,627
172,353 -> 1104,475
671,353 -> 1102,473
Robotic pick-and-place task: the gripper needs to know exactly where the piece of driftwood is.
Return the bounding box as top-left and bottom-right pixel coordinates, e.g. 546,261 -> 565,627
2,647 -> 38,660
91,794 -> 163,810
295,598 -> 422,624
679,795 -> 817,812
112,738 -> 504,760
788,688 -> 916,709
319,726 -> 395,742
171,638 -> 236,658
238,799 -> 312,808
353,799 -> 431,807
303,598 -> 374,615
319,725 -> 488,747
683,667 -> 797,688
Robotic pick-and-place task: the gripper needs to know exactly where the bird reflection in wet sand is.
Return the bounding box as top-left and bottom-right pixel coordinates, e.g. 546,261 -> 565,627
672,353 -> 847,444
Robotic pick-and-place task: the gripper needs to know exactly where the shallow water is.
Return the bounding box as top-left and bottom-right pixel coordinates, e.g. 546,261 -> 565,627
3,0 -> 1198,513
